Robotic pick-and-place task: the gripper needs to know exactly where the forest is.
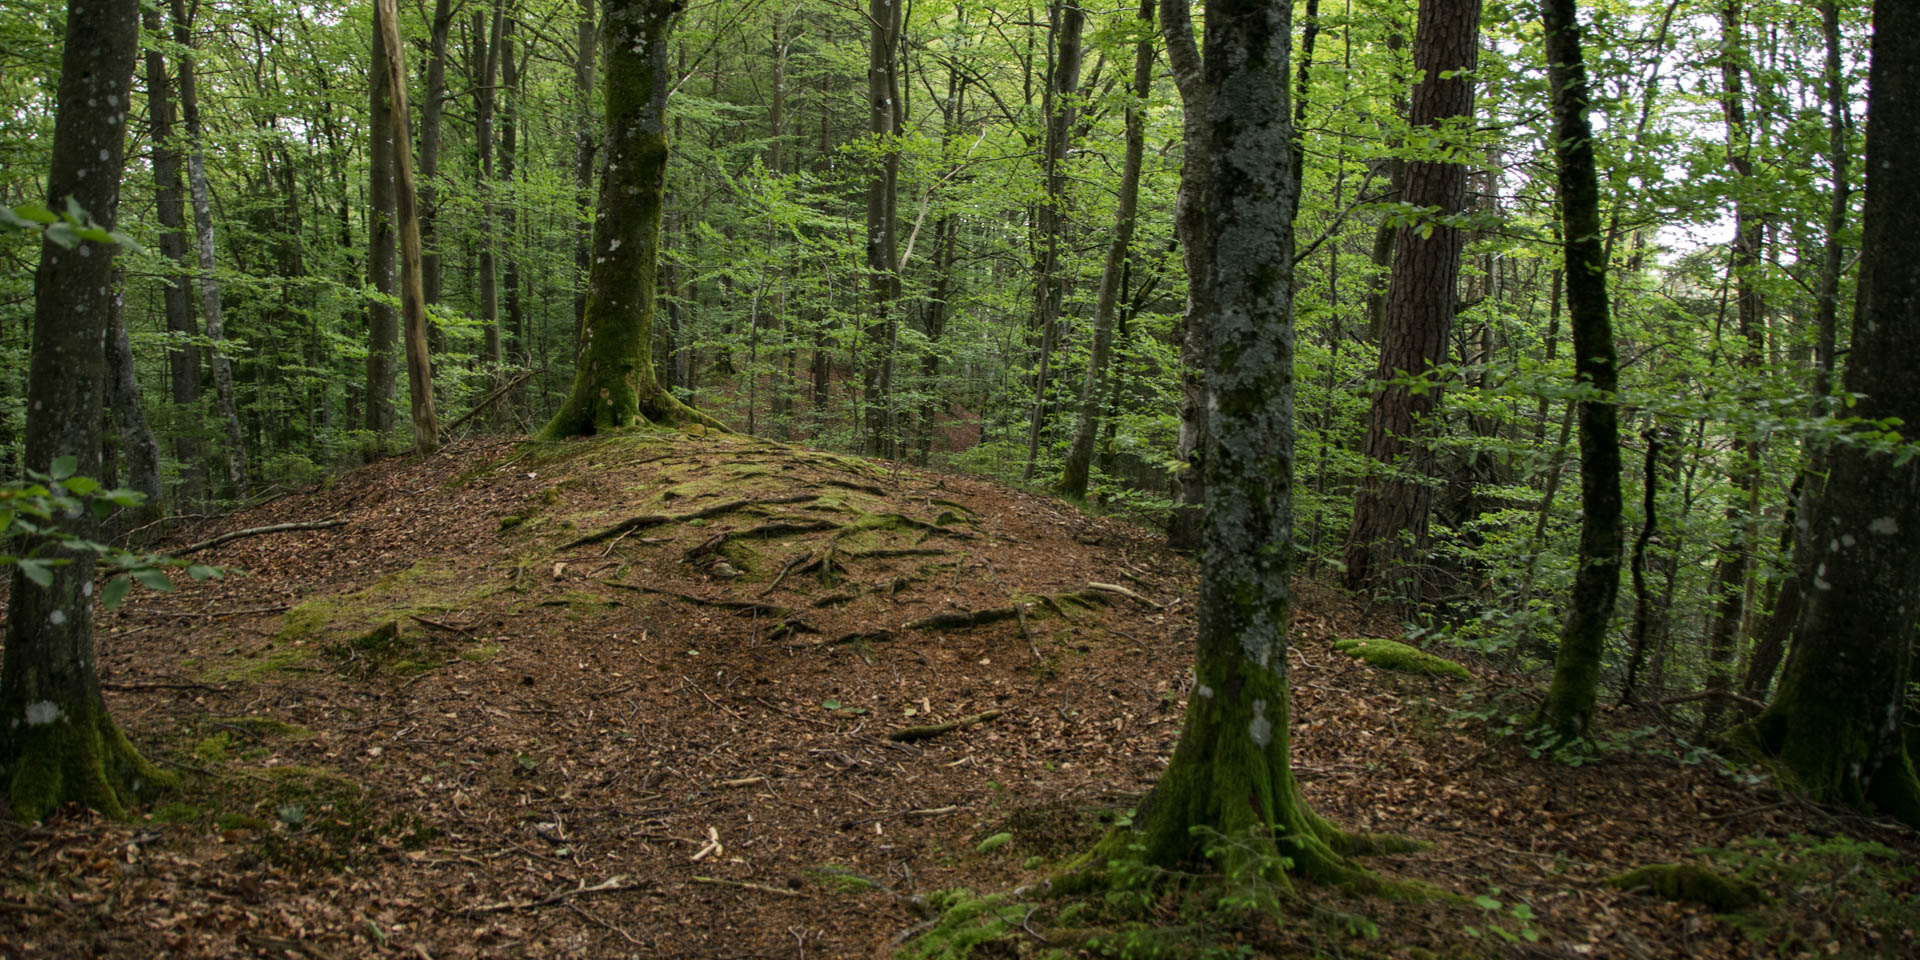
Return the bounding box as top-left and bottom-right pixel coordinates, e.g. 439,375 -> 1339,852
1,0 -> 1918,954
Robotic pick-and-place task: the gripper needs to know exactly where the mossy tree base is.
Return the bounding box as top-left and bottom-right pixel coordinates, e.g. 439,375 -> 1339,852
1735,706 -> 1920,829
4,697 -> 171,822
1608,863 -> 1763,911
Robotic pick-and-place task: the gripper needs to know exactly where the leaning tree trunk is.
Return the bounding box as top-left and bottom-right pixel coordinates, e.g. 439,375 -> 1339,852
1060,0 -> 1152,500
1535,0 -> 1624,742
1342,0 -> 1482,600
376,0 -> 441,453
539,0 -> 722,438
1,0 -> 169,822
1737,0 -> 1920,829
171,0 -> 248,495
1086,0 -> 1397,890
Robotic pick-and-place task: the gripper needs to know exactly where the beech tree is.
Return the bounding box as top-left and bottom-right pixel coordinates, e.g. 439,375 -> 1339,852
539,0 -> 720,438
1737,0 -> 1920,827
1090,0 -> 1392,886
0,0 -> 168,820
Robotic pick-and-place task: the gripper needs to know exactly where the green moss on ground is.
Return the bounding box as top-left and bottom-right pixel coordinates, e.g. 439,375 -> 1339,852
1608,863 -> 1763,911
1333,638 -> 1471,680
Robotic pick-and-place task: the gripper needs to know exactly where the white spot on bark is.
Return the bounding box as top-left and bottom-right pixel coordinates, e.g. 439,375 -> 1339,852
1196,684 -> 1213,699
81,581 -> 92,597
48,610 -> 66,626
1841,534 -> 1856,548
25,701 -> 62,726
1870,516 -> 1899,535
1248,699 -> 1272,747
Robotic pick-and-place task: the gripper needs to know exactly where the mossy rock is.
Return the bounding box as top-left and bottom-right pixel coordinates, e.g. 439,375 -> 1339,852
1333,638 -> 1470,680
1608,863 -> 1764,911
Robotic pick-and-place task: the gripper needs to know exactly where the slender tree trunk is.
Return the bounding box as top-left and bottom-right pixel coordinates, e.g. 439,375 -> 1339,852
1739,0 -> 1920,828
1018,0 -> 1087,480
1163,0 -> 1212,549
501,13 -> 525,415
1342,0 -> 1482,600
1060,0 -> 1152,499
366,1 -> 400,439
572,0 -> 598,347
141,4 -> 206,504
419,0 -> 454,317
474,5 -> 504,380
1,0 -> 169,821
861,0 -> 904,457
1535,0 -> 1624,742
540,0 -> 723,438
171,0 -> 249,495
106,279 -> 163,525
377,0 -> 441,453
1622,426 -> 1673,702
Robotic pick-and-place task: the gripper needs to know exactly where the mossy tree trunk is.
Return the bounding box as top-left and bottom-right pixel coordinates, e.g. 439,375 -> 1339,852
366,0 -> 400,437
377,0 -> 441,453
1737,0 -> 1920,828
1100,0 -> 1376,888
1161,0 -> 1211,551
1,0 -> 168,822
539,0 -> 721,439
1535,0 -> 1624,742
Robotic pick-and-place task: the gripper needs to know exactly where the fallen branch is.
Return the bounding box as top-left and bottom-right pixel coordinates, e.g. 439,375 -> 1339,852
692,875 -> 806,897
562,495 -> 819,549
1084,581 -> 1164,609
832,629 -> 894,645
466,875 -> 650,914
176,519 -> 348,556
1655,689 -> 1769,712
904,606 -> 1020,631
410,615 -> 473,635
444,368 -> 535,434
887,709 -> 1004,742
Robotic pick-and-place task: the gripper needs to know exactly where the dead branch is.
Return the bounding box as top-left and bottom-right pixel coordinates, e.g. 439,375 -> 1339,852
1084,581 -> 1164,609
904,606 -> 1021,631
444,368 -> 535,434
176,519 -> 348,556
692,876 -> 806,897
758,551 -> 812,597
466,875 -> 650,914
1655,689 -> 1770,712
887,709 -> 1005,742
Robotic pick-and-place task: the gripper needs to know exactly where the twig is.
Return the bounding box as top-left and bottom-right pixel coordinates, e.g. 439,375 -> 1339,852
410,615 -> 472,635
887,709 -> 1004,742
443,369 -> 536,433
692,875 -> 806,897
465,875 -> 650,914
1656,690 -> 1769,712
1083,581 -> 1164,609
758,551 -> 812,597
175,519 -> 348,556
1013,601 -> 1039,660
102,680 -> 227,693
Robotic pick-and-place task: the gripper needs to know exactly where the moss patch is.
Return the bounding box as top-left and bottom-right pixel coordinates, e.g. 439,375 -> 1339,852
1333,638 -> 1471,680
1608,863 -> 1764,911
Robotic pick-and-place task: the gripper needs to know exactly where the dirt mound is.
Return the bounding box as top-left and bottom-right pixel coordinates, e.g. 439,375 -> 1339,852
2,433 -> 1911,959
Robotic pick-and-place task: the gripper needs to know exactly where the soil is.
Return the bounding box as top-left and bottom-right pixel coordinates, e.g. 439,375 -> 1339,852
0,432 -> 1913,959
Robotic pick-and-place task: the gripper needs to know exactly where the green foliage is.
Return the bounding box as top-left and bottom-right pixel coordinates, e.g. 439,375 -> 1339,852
1332,638 -> 1471,680
0,461 -> 221,607
1608,863 -> 1764,912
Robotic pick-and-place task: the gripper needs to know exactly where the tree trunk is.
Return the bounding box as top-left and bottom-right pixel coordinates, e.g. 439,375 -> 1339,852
539,0 -> 723,438
1090,0 -> 1390,889
1535,0 -> 1624,742
501,13 -> 525,414
377,0 -> 441,453
1342,0 -> 1482,600
140,3 -> 205,503
572,0 -> 598,347
474,5 -> 503,375
366,0 -> 400,439
1,0 -> 169,822
419,0 -> 454,316
862,0 -> 904,458
1060,0 -> 1152,499
171,0 -> 249,495
106,280 -> 163,526
1737,0 -> 1920,828
1018,0 -> 1086,481
1162,0 -> 1212,550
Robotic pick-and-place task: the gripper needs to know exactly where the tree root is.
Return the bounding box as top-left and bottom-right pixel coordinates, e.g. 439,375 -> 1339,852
562,495 -> 819,548
601,582 -> 787,618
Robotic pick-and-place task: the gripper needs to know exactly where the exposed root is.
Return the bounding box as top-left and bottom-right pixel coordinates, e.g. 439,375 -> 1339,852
562,495 -> 820,548
887,709 -> 1004,742
905,607 -> 1022,631
601,582 -> 787,618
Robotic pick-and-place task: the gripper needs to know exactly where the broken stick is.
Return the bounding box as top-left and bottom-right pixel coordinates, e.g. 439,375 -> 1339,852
887,709 -> 1004,742
176,518 -> 349,556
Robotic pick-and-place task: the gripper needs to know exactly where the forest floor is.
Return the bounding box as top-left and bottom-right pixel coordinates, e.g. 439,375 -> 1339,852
1,432 -> 1915,959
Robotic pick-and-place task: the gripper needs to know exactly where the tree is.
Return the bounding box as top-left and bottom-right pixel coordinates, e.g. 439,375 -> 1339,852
1342,0 -> 1483,599
0,0 -> 168,821
1089,0 -> 1388,887
366,0 -> 400,438
1534,0 -> 1623,743
1736,0 -> 1920,828
376,0 -> 440,453
539,0 -> 721,438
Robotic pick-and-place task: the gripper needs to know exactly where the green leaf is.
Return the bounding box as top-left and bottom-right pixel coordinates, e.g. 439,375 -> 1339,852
133,567 -> 175,593
48,456 -> 77,480
11,202 -> 57,225
1473,895 -> 1502,910
43,221 -> 80,249
186,563 -> 221,581
102,575 -> 132,610
821,699 -> 842,710
16,558 -> 53,587
61,475 -> 100,496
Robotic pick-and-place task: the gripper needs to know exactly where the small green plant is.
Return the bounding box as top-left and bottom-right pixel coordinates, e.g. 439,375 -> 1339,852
1,456 -> 223,606
1460,887 -> 1540,944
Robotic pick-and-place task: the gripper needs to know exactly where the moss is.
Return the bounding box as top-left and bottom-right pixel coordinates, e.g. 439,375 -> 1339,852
498,514 -> 526,531
6,699 -> 174,822
1333,638 -> 1471,680
201,643 -> 316,683
897,889 -> 1029,960
977,832 -> 1013,854
213,716 -> 312,740
192,733 -> 235,764
459,643 -> 502,663
148,801 -> 205,823
1608,863 -> 1763,911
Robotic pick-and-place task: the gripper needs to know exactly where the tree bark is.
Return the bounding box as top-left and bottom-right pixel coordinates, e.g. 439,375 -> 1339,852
1018,0 -> 1086,481
540,0 -> 723,438
1060,0 -> 1153,499
572,0 -> 598,347
1737,0 -> 1920,828
474,4 -> 504,375
1162,0 -> 1211,550
171,0 -> 249,495
418,0 -> 455,316
1342,0 -> 1482,600
106,280 -> 163,526
1,0 -> 169,822
862,0 -> 904,458
1535,0 -> 1624,742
